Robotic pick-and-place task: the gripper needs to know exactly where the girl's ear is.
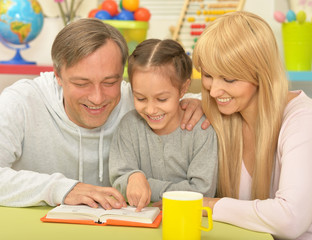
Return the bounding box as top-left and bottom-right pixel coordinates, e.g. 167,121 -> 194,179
180,78 -> 191,98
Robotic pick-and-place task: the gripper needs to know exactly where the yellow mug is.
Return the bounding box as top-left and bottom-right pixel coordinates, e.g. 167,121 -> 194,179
162,191 -> 213,240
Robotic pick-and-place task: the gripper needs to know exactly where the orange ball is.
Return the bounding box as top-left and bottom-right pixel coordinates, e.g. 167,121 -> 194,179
134,7 -> 151,21
122,0 -> 139,12
88,8 -> 100,18
101,0 -> 118,16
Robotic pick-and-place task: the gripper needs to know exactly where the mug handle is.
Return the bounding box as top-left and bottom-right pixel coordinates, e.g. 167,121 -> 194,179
200,207 -> 213,232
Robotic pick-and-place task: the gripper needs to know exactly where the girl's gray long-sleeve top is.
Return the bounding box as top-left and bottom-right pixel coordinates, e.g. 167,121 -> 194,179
109,110 -> 218,202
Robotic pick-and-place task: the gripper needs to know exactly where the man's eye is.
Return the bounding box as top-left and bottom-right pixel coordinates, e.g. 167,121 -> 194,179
103,81 -> 118,86
74,83 -> 87,87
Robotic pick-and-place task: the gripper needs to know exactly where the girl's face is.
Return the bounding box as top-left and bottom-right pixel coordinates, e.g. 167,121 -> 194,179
132,69 -> 186,135
202,72 -> 258,116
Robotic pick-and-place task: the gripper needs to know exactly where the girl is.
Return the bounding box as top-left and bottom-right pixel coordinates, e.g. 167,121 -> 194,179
109,39 -> 218,211
193,11 -> 312,240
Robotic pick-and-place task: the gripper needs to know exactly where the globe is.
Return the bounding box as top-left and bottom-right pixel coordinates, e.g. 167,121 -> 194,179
0,0 -> 44,64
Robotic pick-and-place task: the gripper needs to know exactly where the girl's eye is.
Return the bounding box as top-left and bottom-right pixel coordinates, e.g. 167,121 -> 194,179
158,98 -> 167,102
136,98 -> 145,102
203,74 -> 212,78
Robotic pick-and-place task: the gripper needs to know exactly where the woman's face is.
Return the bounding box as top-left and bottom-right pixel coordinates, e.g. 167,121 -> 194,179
201,72 -> 258,116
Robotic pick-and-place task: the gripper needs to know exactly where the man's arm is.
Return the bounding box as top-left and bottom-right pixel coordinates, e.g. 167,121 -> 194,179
0,167 -> 78,207
180,97 -> 210,130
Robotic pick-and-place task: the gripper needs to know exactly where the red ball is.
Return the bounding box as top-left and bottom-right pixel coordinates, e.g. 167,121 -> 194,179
101,0 -> 118,16
134,7 -> 151,21
88,8 -> 100,18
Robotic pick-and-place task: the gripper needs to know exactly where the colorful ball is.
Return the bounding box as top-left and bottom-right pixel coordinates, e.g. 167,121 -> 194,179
134,7 -> 151,21
273,11 -> 285,23
101,0 -> 118,17
95,10 -> 112,20
297,10 -> 306,24
116,9 -> 134,20
119,0 -> 123,9
122,0 -> 139,12
286,10 -> 296,22
88,8 -> 100,18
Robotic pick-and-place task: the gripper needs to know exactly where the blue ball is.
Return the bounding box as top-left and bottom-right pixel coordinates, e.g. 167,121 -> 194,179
116,10 -> 134,20
286,10 -> 296,22
95,10 -> 112,20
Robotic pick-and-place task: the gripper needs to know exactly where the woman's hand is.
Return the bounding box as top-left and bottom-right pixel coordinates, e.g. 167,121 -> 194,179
152,200 -> 162,210
203,197 -> 220,216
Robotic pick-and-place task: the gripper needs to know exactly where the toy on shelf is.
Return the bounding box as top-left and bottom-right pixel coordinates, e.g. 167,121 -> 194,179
0,0 -> 44,65
172,0 -> 245,56
274,7 -> 312,71
88,0 -> 151,54
88,0 -> 150,21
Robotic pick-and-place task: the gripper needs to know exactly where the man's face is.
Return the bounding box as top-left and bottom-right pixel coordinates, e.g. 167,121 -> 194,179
55,40 -> 124,129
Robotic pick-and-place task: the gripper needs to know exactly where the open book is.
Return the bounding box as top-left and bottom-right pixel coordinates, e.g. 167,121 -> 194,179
41,204 -> 161,228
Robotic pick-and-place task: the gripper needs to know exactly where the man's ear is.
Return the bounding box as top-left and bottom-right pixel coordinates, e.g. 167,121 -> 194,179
180,79 -> 191,98
54,68 -> 62,86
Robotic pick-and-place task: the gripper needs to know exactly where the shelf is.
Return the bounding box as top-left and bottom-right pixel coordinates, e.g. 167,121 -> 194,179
1,65 -> 311,83
0,64 -> 53,75
287,71 -> 312,81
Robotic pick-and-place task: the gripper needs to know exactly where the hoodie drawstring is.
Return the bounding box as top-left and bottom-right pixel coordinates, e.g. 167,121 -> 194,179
99,128 -> 104,182
76,127 -> 105,183
77,128 -> 83,182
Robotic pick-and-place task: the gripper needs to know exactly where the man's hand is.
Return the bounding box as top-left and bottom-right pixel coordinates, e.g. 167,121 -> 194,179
180,98 -> 210,130
64,182 -> 127,209
127,172 -> 151,212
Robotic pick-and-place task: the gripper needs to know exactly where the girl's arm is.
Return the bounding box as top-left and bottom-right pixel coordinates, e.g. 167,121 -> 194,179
109,111 -> 150,206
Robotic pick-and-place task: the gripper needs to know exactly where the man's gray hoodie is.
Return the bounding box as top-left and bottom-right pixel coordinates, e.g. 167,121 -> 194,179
0,72 -> 134,207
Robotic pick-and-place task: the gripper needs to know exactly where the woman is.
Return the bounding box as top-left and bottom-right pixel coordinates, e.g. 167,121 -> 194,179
193,11 -> 312,240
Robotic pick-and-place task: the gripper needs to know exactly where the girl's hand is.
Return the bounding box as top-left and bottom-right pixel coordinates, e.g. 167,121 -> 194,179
126,172 -> 151,212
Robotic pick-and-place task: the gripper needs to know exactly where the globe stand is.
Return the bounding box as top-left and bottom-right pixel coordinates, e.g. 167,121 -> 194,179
0,37 -> 36,65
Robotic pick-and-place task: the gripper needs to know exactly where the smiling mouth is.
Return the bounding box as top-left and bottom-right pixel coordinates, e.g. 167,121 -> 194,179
216,97 -> 232,103
85,105 -> 103,110
83,104 -> 107,111
147,114 -> 165,121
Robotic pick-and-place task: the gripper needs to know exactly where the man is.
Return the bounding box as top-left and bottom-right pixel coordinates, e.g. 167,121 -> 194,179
0,18 -> 206,209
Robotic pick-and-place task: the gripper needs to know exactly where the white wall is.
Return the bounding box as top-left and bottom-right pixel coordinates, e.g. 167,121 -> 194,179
244,0 -> 285,60
0,0 -> 282,66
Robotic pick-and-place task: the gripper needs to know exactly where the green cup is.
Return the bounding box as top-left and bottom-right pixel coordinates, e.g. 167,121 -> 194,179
282,22 -> 312,71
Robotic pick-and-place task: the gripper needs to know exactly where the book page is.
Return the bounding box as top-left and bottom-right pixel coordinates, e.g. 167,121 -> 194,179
46,204 -> 107,222
100,206 -> 160,224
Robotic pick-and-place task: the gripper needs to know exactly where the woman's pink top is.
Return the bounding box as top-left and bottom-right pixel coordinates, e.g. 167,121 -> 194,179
213,91 -> 312,240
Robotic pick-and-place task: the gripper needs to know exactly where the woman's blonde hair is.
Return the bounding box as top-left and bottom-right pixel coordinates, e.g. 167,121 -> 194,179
193,11 -> 288,199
